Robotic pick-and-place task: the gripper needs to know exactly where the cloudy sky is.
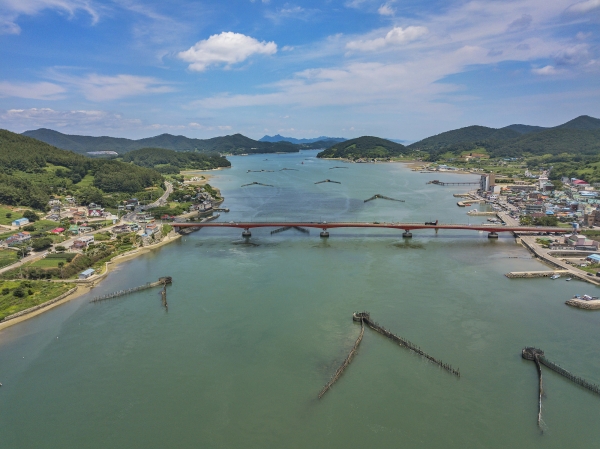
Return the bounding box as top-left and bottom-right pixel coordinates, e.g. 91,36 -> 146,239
0,0 -> 599,141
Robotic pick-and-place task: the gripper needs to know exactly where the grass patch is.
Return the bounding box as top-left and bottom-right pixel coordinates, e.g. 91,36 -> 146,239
0,250 -> 19,269
0,206 -> 24,226
76,174 -> 95,187
0,280 -> 72,321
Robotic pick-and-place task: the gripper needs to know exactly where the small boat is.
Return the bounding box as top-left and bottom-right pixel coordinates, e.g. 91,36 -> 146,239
566,278 -> 572,281
550,274 -> 561,280
464,203 -> 472,206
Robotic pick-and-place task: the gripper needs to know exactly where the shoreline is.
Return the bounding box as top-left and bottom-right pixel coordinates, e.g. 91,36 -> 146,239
0,231 -> 182,331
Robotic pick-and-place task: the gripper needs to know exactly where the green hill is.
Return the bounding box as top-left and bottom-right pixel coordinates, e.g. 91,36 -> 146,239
0,129 -> 162,209
122,148 -> 230,174
317,136 -> 406,160
408,115 -> 600,161
22,129 -> 299,155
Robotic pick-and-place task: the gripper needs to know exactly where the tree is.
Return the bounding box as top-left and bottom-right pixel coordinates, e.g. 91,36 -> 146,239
520,215 -> 533,226
22,210 -> 39,222
76,186 -> 103,206
5,212 -> 11,219
31,237 -> 53,251
55,245 -> 66,252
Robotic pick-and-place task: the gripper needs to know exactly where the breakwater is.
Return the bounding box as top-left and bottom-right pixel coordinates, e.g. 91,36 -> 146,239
356,312 -> 460,377
522,347 -> 600,428
91,277 -> 172,303
318,316 -> 365,399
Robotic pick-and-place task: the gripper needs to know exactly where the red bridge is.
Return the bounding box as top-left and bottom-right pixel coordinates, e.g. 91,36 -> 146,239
172,221 -> 570,239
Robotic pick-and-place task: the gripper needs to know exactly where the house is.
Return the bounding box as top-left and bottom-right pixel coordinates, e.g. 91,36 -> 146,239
12,218 -> 29,227
69,224 -> 80,235
5,232 -> 31,247
564,234 -> 599,251
586,254 -> 600,264
50,227 -> 65,234
78,235 -> 95,245
78,268 -> 95,279
88,208 -> 104,217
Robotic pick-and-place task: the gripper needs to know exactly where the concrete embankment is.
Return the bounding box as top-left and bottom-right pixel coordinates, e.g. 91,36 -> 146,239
565,298 -> 600,310
505,270 -> 569,278
0,287 -> 78,323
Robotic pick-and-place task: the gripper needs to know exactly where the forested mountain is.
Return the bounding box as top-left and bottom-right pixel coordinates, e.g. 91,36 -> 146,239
22,129 -> 300,155
0,129 -> 162,209
260,134 -> 346,144
122,148 -> 230,173
317,136 -> 405,159
408,115 -> 600,161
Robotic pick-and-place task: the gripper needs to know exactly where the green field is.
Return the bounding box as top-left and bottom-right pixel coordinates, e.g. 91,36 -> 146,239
0,250 -> 18,269
0,280 -> 72,321
76,174 -> 95,187
0,206 -> 24,226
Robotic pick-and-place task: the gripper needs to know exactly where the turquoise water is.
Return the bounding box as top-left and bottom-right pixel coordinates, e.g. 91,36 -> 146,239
1,151 -> 599,448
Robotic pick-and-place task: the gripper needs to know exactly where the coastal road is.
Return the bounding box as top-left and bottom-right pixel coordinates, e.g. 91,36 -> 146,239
148,181 -> 172,208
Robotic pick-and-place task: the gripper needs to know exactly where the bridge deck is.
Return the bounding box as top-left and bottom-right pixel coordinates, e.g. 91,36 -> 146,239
172,221 -> 569,234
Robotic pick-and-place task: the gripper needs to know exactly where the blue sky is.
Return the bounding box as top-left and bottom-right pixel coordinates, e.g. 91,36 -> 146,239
0,0 -> 599,141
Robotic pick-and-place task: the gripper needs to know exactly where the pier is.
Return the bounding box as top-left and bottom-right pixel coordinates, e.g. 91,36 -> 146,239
427,180 -> 479,186
522,347 -> 600,428
91,277 -> 172,303
505,270 -> 569,278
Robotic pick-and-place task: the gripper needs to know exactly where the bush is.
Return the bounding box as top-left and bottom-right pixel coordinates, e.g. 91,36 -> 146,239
1,288 -> 9,295
55,246 -> 66,252
23,225 -> 35,231
13,287 -> 25,298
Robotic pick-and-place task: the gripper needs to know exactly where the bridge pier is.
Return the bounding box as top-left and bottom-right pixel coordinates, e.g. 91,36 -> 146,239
488,232 -> 498,239
402,231 -> 412,238
320,231 -> 329,238
242,228 -> 252,238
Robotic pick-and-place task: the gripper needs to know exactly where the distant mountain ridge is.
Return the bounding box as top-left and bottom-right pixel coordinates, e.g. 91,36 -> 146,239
259,134 -> 346,144
22,129 -> 299,155
408,115 -> 600,160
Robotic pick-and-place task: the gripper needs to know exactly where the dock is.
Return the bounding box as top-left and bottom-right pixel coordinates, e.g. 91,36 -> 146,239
466,210 -> 497,216
505,270 -> 569,278
565,298 -> 600,310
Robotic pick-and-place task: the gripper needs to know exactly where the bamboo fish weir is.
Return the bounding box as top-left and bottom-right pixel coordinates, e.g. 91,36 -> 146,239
318,312 -> 460,399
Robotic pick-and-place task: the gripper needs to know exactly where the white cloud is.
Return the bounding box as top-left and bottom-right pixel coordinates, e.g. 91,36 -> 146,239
178,32 -> 277,72
0,108 -> 142,131
0,81 -> 65,100
346,26 -> 428,51
565,0 -> 600,14
378,3 -> 394,16
532,65 -> 560,75
0,0 -> 100,35
47,72 -> 173,101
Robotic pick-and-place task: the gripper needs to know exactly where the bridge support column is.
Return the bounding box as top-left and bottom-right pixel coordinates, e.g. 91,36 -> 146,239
320,231 -> 329,238
242,228 -> 252,238
402,231 -> 412,238
488,232 -> 498,239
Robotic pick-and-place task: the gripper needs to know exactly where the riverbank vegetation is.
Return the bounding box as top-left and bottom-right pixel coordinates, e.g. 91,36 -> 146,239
0,280 -> 72,321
